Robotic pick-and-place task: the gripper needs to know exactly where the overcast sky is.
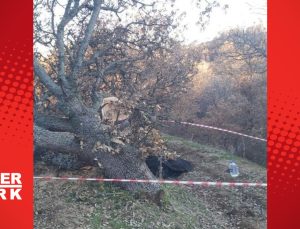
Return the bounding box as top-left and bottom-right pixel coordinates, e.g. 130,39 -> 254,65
175,0 -> 267,43
36,0 -> 267,53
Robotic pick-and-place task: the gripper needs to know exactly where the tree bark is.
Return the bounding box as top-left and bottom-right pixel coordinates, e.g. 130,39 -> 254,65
35,114 -> 74,133
68,105 -> 161,194
34,125 -> 80,154
33,0 -> 163,195
35,101 -> 161,195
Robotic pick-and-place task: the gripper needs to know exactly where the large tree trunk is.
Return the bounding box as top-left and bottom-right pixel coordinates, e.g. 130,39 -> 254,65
35,98 -> 161,196
33,0 -> 166,200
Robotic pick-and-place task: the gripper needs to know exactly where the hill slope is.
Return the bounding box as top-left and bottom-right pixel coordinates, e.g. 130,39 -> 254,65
34,135 -> 266,229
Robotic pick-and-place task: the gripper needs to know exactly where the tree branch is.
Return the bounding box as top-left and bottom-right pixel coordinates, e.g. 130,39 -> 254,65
34,58 -> 63,97
56,0 -> 93,92
35,113 -> 74,132
56,0 -> 78,90
34,125 -> 80,154
70,0 -> 102,80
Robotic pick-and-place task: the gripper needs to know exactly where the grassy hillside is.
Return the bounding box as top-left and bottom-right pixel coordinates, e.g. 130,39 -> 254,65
34,134 -> 266,229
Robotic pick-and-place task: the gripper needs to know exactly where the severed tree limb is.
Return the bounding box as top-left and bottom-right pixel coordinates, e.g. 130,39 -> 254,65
34,113 -> 74,133
34,125 -> 80,154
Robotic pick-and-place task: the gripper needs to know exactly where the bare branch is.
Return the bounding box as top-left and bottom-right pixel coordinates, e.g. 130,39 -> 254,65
35,113 -> 74,132
102,55 -> 145,75
56,0 -> 78,89
34,125 -> 80,154
71,0 -> 102,80
34,58 -> 63,97
83,47 -> 112,66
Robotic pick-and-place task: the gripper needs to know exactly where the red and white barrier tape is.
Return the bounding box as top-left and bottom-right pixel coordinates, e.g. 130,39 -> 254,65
34,176 -> 267,187
164,120 -> 267,142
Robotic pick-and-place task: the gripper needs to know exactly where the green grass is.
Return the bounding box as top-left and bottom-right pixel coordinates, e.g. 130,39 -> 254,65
162,133 -> 228,154
163,133 -> 265,169
32,132 -> 266,229
64,133 -> 265,228
85,181 -> 215,229
35,132 -> 266,229
90,212 -> 102,229
163,133 -> 234,160
109,219 -> 132,229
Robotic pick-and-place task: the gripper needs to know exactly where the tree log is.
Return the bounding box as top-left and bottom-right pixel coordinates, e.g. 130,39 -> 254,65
35,114 -> 74,133
34,115 -> 161,195
76,109 -> 161,192
34,125 -> 80,154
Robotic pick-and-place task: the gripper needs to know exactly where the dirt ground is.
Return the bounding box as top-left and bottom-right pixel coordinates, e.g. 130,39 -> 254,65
34,135 -> 266,229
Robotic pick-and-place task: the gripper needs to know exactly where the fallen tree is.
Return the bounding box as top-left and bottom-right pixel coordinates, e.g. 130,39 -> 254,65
34,0 -> 214,197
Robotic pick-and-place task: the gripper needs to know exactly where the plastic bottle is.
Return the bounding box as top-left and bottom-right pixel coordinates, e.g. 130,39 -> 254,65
229,161 -> 239,177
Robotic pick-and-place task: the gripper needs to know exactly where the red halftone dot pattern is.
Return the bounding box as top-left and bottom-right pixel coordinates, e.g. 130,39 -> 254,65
0,42 -> 33,142
268,92 -> 300,196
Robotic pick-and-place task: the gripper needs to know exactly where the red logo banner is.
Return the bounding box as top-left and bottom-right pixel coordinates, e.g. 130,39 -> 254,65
0,1 -> 33,228
268,0 -> 300,228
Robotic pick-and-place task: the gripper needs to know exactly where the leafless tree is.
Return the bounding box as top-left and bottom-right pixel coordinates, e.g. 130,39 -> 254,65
34,0 -> 203,198
169,26 -> 267,164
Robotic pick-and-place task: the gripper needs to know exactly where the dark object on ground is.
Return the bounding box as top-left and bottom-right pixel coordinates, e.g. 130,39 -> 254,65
35,150 -> 192,179
145,155 -> 193,179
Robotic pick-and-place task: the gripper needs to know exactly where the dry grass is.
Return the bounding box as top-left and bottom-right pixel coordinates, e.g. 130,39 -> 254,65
34,134 -> 266,229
